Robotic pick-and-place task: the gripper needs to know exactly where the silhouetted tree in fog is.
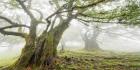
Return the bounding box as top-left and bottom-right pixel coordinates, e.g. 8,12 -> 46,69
81,24 -> 100,50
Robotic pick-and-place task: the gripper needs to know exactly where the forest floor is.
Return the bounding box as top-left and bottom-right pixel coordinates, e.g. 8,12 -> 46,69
55,50 -> 140,70
1,50 -> 140,70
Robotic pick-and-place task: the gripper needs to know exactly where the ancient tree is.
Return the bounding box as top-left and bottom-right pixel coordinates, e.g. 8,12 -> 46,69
0,0 -> 138,69
81,25 -> 101,50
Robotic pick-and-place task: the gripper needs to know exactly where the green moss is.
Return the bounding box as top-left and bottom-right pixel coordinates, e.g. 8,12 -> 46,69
57,50 -> 140,70
2,50 -> 140,70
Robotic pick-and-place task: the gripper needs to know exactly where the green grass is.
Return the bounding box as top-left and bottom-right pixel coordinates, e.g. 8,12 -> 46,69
0,51 -> 20,68
56,50 -> 140,70
0,58 -> 17,68
1,50 -> 140,70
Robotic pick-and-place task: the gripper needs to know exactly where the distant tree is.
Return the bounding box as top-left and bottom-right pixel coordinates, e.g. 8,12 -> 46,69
60,39 -> 65,52
81,24 -> 101,50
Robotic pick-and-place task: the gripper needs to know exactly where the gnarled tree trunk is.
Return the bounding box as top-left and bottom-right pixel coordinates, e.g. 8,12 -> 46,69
0,0 -> 74,69
82,25 -> 101,51
7,21 -> 69,70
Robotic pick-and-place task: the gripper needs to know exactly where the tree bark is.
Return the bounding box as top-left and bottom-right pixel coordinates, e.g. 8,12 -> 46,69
1,0 -> 73,69
6,21 -> 69,70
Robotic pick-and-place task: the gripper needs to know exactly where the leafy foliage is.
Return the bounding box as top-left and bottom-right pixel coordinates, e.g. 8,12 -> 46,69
119,1 -> 140,25
9,0 -> 19,8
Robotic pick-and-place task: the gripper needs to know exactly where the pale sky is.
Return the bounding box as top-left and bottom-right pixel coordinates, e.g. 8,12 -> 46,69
0,0 -> 140,53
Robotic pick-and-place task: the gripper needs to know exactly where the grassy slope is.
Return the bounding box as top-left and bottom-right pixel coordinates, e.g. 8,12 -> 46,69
0,51 -> 20,69
56,50 -> 140,70
1,50 -> 140,70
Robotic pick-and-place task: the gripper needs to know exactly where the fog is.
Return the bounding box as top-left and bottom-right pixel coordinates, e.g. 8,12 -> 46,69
59,21 -> 140,52
1,22 -> 140,54
0,0 -> 140,65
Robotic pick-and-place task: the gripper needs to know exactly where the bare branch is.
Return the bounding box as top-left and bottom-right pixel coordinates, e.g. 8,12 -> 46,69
0,15 -> 30,38
78,19 -> 89,26
45,8 -> 62,31
45,3 -> 69,21
77,18 -> 119,24
45,9 -> 61,21
0,30 -> 26,38
0,16 -> 30,28
45,19 -> 51,31
0,24 -> 30,38
0,25 -> 30,30
16,0 -> 36,20
0,16 -> 17,25
50,15 -> 57,30
31,9 -> 43,20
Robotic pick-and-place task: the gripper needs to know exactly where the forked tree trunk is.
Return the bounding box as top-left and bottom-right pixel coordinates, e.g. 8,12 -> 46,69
82,26 -> 101,51
6,22 -> 69,70
3,0 -> 73,69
